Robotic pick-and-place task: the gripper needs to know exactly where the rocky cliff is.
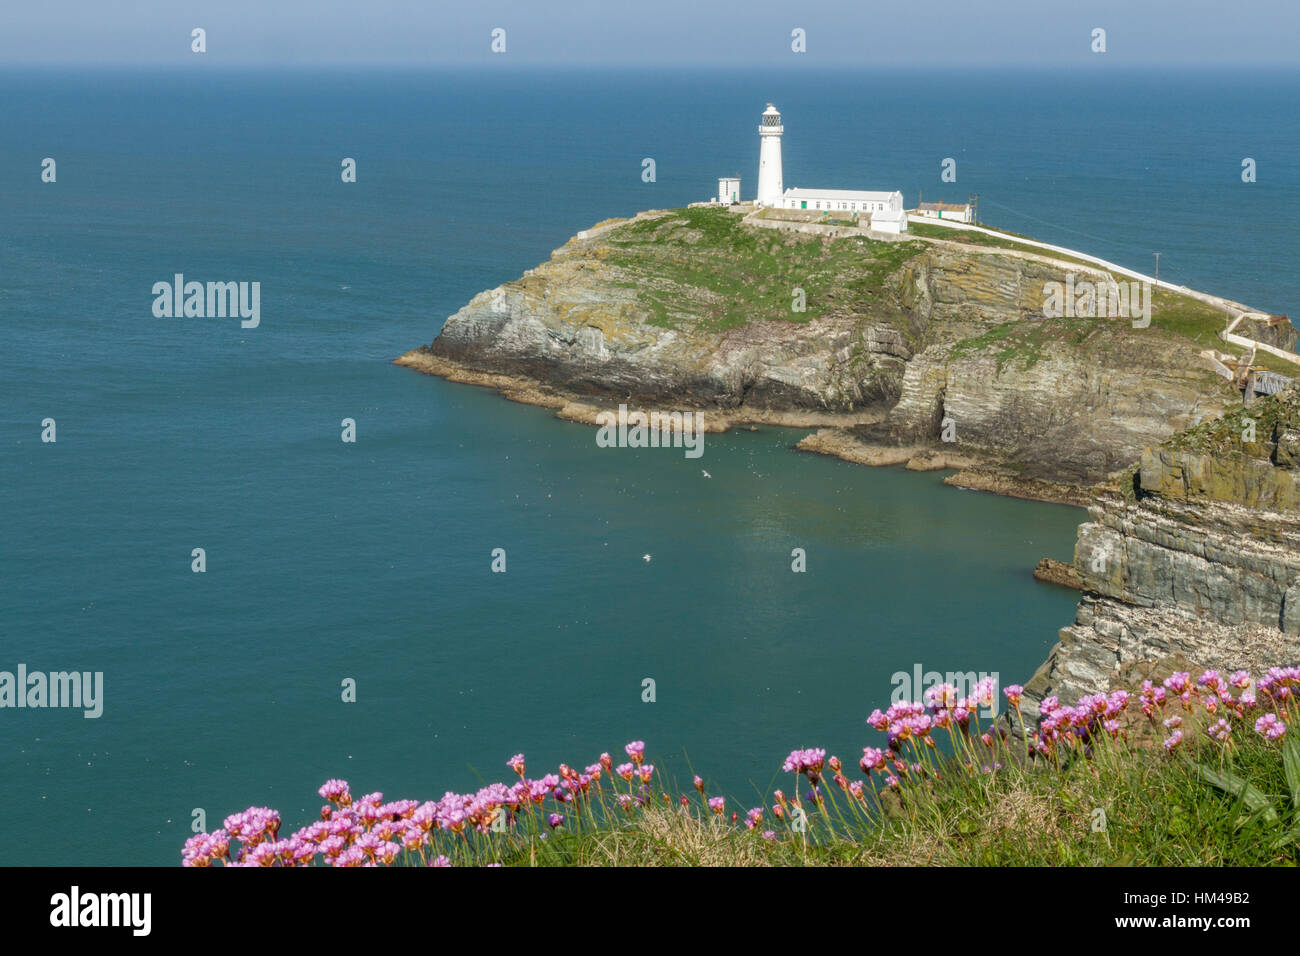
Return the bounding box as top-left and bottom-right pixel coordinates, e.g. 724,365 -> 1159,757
1025,388 -> 1300,707
400,206 -> 1265,497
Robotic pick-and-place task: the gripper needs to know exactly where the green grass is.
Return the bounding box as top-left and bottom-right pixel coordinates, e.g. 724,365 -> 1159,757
1149,289 -> 1233,347
487,700 -> 1300,867
906,219 -> 1100,270
947,316 -> 1103,370
600,206 -> 927,331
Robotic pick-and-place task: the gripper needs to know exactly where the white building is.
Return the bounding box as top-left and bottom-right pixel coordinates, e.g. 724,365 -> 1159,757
709,104 -> 907,233
756,104 -> 784,207
917,200 -> 973,223
779,188 -> 908,233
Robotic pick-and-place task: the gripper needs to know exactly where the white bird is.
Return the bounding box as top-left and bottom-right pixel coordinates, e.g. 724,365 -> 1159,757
702,470 -> 711,478
642,554 -> 652,562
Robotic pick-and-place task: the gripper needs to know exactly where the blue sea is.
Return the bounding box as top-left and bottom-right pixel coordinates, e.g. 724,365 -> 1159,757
2,66 -> 1297,865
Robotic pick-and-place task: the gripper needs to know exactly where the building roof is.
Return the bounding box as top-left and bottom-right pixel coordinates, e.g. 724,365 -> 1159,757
918,201 -> 970,212
782,188 -> 901,202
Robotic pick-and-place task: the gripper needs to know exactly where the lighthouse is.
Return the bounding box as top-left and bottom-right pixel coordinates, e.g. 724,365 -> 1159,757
756,103 -> 784,207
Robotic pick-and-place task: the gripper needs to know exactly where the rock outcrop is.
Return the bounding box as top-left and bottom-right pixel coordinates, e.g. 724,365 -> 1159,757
1033,558 -> 1083,590
1025,388 -> 1300,707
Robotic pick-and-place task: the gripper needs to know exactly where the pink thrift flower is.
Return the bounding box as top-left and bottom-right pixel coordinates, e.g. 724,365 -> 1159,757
782,748 -> 827,784
1205,719 -> 1232,742
318,779 -> 351,805
924,683 -> 959,711
1164,672 -> 1190,695
1256,713 -> 1287,740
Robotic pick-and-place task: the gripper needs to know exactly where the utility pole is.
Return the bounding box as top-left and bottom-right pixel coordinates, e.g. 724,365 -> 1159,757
969,192 -> 979,224
1154,252 -> 1160,289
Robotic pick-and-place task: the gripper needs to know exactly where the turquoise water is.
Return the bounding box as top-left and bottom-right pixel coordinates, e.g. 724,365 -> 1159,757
4,66 -> 1295,865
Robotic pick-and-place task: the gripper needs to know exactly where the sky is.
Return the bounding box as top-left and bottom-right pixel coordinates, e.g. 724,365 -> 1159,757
1,0 -> 1298,68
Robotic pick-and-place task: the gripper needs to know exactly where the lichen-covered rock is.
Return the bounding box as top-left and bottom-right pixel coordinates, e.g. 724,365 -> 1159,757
884,345 -> 1228,484
1234,314 -> 1298,352
1026,386 -> 1300,709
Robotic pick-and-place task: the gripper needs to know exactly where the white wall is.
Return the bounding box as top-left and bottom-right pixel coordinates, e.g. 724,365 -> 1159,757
917,207 -> 972,223
783,193 -> 901,215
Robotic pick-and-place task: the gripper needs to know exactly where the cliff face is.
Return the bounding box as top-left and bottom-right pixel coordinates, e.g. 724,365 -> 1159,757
426,208 -> 929,411
882,345 -> 1227,486
407,206 -> 1251,490
1025,390 -> 1300,707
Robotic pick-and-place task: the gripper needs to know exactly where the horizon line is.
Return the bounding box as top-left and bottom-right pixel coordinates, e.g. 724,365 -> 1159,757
3,60 -> 1300,71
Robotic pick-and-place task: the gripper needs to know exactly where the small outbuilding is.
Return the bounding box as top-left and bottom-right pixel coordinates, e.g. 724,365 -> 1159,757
717,177 -> 742,204
917,201 -> 974,223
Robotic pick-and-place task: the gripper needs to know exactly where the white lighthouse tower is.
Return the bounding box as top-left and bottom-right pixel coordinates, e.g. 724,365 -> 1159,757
756,103 -> 784,207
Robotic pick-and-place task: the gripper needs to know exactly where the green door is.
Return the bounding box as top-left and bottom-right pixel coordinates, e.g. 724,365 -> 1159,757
800,201 -> 807,209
